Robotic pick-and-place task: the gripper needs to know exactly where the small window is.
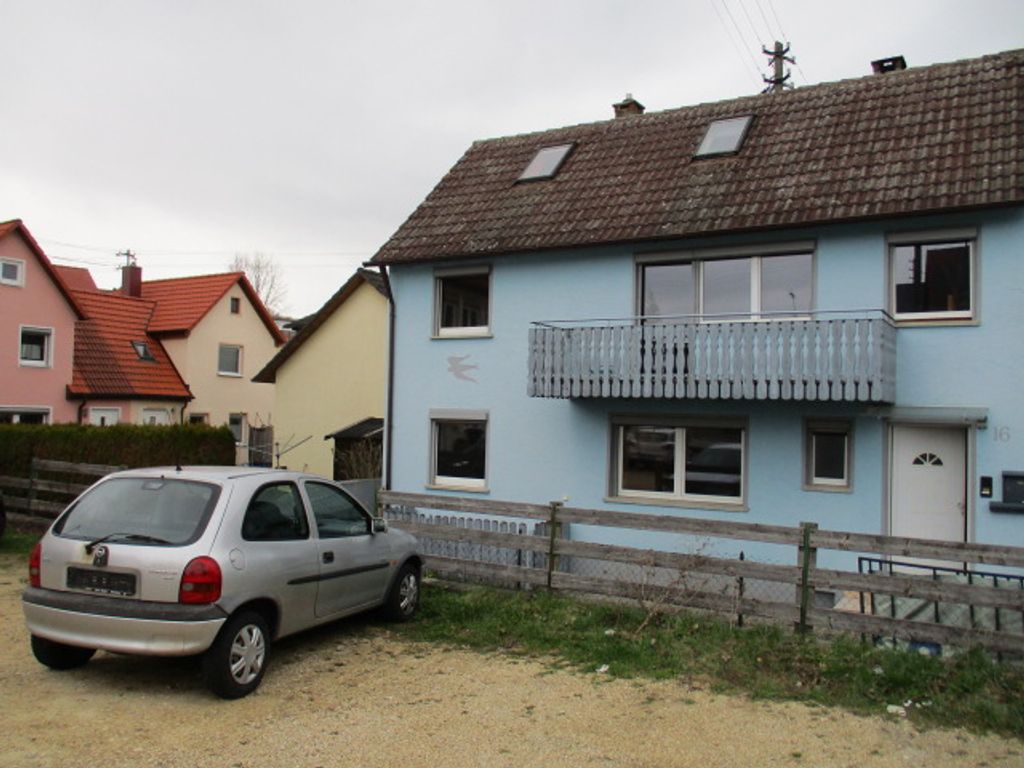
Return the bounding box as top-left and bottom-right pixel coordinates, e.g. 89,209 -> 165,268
805,421 -> 851,490
614,420 -> 744,504
431,415 -> 487,489
89,407 -> 120,426
230,297 -> 240,314
228,413 -> 246,444
242,483 -> 308,541
19,327 -> 52,367
695,116 -> 753,157
519,143 -> 574,181
218,344 -> 242,375
435,269 -> 490,337
142,408 -> 170,426
188,413 -> 209,425
305,482 -> 369,538
1,259 -> 24,286
131,340 -> 155,361
890,239 -> 973,321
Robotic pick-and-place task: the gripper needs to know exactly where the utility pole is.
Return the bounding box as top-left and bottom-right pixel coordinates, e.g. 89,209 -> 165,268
117,249 -> 137,267
762,41 -> 795,93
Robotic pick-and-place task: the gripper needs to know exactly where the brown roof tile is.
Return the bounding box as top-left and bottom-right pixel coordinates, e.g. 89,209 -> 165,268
371,49 -> 1024,265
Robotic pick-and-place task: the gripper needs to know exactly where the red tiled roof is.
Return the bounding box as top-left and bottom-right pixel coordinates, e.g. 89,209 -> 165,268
0,219 -> 86,318
68,290 -> 192,400
141,272 -> 286,344
370,49 -> 1024,265
54,265 -> 98,292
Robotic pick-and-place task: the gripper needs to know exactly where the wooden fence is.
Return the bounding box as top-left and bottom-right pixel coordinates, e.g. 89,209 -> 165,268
0,458 -> 122,528
380,490 -> 1024,655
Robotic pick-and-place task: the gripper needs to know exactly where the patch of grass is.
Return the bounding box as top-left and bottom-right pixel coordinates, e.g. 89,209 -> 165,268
0,530 -> 39,557
397,583 -> 1024,738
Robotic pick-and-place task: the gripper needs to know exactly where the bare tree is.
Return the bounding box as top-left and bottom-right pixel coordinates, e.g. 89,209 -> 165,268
229,253 -> 287,315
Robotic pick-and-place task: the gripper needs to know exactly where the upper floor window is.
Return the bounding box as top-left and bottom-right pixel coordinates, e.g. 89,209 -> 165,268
230,297 -> 240,314
434,267 -> 490,337
218,344 -> 242,375
19,326 -> 52,367
889,235 -> 974,322
519,143 -> 574,181
1,258 -> 25,287
131,340 -> 155,361
639,249 -> 813,320
695,116 -> 753,157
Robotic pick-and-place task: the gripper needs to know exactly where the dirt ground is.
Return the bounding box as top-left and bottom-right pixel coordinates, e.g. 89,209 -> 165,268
1,552 -> 1020,768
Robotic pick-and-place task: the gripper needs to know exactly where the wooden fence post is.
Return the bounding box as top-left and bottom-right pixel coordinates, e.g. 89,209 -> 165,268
28,457 -> 38,516
796,522 -> 818,635
547,501 -> 563,589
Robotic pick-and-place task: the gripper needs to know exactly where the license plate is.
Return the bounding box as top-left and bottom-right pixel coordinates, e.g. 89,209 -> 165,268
67,567 -> 137,596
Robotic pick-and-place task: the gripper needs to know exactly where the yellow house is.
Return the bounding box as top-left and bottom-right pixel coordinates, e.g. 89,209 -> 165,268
254,269 -> 388,478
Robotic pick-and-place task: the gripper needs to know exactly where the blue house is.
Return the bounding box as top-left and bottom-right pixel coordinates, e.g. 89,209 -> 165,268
369,50 -> 1024,559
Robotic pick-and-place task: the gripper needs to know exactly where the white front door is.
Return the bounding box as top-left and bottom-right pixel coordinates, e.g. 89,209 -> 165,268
890,425 -> 966,542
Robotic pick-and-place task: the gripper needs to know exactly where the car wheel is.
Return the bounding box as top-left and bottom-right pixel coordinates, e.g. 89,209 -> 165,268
384,563 -> 420,622
30,635 -> 95,670
202,610 -> 270,699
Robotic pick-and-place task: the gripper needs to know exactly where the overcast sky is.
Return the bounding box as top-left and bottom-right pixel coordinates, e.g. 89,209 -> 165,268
3,0 -> 1022,317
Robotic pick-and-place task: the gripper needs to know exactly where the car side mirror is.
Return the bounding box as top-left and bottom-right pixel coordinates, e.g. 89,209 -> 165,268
371,517 -> 388,534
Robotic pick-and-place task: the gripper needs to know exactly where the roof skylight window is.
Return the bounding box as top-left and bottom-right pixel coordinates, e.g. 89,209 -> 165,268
132,341 -> 155,361
519,143 -> 574,181
695,115 -> 753,157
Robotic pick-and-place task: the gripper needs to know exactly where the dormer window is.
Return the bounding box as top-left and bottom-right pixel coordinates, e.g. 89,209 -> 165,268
131,340 -> 155,361
695,115 -> 753,157
519,143 -> 574,181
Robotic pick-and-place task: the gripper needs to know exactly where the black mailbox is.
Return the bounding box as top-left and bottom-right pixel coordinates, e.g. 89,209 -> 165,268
990,472 -> 1024,513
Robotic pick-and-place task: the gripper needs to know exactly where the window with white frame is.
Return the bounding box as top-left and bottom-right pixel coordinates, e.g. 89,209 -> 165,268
889,234 -> 974,321
430,411 -> 487,489
434,268 -> 490,337
218,344 -> 242,375
805,420 -> 852,490
1,258 -> 25,287
89,407 -> 120,426
613,418 -> 745,504
19,326 -> 52,367
639,248 -> 813,320
228,413 -> 247,444
0,408 -> 49,424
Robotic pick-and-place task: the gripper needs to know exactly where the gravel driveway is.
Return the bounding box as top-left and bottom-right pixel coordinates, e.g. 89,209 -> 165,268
0,552 -> 1019,768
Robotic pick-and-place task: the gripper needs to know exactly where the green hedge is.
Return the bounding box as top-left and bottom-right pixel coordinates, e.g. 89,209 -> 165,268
0,424 -> 237,475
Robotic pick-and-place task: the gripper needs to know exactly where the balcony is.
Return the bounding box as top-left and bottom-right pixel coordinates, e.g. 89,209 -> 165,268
528,311 -> 896,403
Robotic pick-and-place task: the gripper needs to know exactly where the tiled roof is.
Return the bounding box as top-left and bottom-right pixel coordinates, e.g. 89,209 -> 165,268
141,272 -> 287,344
0,219 -> 86,318
371,49 -> 1024,265
68,290 -> 192,400
54,265 -> 98,292
253,269 -> 385,383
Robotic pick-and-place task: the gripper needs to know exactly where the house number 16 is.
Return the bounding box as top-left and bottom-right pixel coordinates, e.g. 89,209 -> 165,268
993,426 -> 1012,443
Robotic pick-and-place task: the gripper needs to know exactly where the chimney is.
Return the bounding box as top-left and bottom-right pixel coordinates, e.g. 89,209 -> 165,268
871,55 -> 907,74
119,250 -> 142,297
613,93 -> 645,118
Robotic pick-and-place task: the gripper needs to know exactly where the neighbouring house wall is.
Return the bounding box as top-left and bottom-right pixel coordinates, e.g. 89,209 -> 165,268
273,282 -> 387,476
0,234 -> 78,423
167,284 -> 278,459
388,208 -> 1024,556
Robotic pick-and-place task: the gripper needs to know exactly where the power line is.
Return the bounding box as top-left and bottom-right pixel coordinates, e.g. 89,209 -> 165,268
39,237 -> 372,259
736,0 -> 766,47
709,0 -> 762,86
752,0 -> 783,42
719,0 -> 765,79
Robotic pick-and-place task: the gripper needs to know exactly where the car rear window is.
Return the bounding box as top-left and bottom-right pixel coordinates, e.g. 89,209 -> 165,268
54,477 -> 221,546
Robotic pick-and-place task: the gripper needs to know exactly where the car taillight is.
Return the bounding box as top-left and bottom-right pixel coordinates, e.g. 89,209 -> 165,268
179,556 -> 222,604
28,541 -> 42,588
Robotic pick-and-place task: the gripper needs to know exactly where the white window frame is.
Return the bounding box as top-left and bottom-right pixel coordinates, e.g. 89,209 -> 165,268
611,416 -> 746,507
0,406 -> 50,424
141,408 -> 171,426
1,258 -> 25,287
637,242 -> 816,321
18,325 -> 53,368
188,412 -> 210,425
429,409 -> 488,491
433,266 -> 491,338
804,420 -> 852,491
89,407 -> 121,426
229,412 -> 247,445
887,229 -> 976,323
217,344 -> 243,376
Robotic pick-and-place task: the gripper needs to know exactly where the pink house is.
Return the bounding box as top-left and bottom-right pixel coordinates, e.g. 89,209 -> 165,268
0,220 -> 84,424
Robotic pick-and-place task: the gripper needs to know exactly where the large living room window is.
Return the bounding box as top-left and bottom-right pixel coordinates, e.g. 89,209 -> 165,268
639,248 -> 813,320
434,267 -> 490,337
613,418 -> 745,505
889,233 -> 974,322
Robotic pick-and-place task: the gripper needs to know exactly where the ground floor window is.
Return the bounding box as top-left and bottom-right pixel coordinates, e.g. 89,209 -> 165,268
430,411 -> 487,490
805,420 -> 852,490
89,407 -> 120,426
0,408 -> 49,424
614,419 -> 744,503
229,413 -> 247,444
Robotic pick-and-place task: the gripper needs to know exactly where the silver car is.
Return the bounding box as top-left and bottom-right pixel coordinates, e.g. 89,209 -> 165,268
22,467 -> 421,698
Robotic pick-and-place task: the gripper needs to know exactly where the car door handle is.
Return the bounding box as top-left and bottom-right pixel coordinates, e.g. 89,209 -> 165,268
322,552 -> 334,564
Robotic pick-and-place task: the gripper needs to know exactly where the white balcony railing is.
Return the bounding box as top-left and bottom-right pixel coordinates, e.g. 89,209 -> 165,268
528,311 -> 897,402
